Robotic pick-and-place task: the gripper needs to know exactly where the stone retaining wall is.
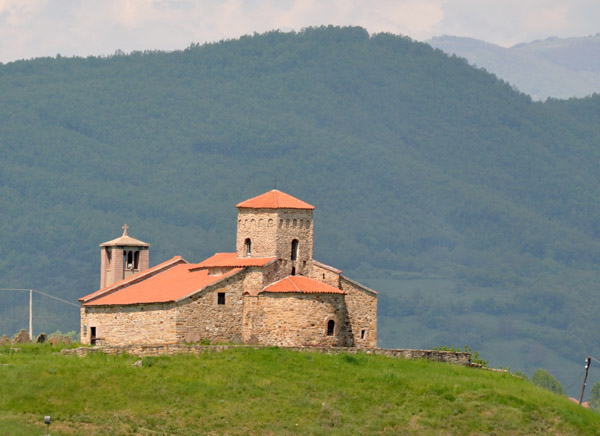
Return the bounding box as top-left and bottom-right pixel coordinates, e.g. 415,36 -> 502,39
62,344 -> 472,366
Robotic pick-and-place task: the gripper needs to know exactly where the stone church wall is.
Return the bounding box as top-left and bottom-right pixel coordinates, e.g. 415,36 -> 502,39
242,263 -> 279,294
274,209 -> 314,274
242,293 -> 353,347
308,261 -> 341,287
175,273 -> 245,343
236,208 -> 314,278
340,276 -> 378,349
81,303 -> 178,346
236,209 -> 279,258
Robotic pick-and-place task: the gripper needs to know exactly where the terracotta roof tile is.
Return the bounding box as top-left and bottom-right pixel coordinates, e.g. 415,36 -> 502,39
236,190 -> 314,210
190,252 -> 276,269
79,256 -> 185,302
263,276 -> 344,294
84,265 -> 242,306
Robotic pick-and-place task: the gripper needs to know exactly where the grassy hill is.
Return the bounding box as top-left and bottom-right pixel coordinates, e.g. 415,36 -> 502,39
2,26 -> 600,395
1,344 -> 598,435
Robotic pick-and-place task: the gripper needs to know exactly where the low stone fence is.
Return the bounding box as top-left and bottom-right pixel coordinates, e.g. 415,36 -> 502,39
62,344 -> 472,366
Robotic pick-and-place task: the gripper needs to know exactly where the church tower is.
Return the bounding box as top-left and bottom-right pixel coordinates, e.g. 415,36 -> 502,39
236,190 -> 314,276
99,224 -> 150,288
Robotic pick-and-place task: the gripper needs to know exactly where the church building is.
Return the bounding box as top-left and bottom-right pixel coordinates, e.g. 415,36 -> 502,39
79,190 -> 377,348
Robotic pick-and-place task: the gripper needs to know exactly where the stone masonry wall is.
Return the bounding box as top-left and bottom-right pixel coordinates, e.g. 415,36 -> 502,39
242,263 -> 279,295
242,293 -> 353,347
100,247 -> 124,289
340,276 -> 378,349
100,247 -> 108,289
275,209 -> 313,276
308,262 -> 341,287
175,273 -> 245,343
236,208 -> 313,277
237,209 -> 279,258
81,303 -> 178,346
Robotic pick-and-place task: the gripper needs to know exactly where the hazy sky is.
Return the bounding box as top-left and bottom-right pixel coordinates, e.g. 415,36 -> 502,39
1,0 -> 599,63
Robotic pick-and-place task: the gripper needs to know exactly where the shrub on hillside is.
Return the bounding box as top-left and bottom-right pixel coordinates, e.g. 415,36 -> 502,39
531,369 -> 566,396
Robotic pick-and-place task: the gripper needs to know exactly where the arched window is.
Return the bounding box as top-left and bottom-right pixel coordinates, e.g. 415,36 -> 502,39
244,238 -> 251,257
291,239 -> 299,261
134,251 -> 140,269
327,320 -> 335,336
124,251 -> 134,270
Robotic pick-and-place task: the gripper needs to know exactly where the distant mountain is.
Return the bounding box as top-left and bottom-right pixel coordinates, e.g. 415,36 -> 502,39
428,34 -> 600,100
2,26 -> 600,395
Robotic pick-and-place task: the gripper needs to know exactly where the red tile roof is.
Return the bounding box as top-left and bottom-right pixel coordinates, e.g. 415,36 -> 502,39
83,264 -> 242,306
190,252 -> 276,269
80,256 -> 186,303
236,190 -> 314,210
263,276 -> 344,294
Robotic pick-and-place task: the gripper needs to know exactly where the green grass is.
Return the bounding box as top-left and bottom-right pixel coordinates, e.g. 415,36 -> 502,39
0,344 -> 599,435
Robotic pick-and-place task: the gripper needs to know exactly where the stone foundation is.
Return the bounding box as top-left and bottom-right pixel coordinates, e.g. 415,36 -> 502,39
62,344 -> 472,366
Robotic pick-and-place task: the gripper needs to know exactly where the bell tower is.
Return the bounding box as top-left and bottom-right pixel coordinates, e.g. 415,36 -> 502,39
100,224 -> 150,289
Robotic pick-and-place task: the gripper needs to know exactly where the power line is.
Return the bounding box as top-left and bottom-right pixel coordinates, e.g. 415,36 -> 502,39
589,356 -> 600,365
33,289 -> 79,307
0,288 -> 78,306
565,369 -> 586,392
0,288 -> 79,338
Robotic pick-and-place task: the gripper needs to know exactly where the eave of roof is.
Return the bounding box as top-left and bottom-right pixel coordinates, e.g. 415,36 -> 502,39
312,259 -> 342,274
100,234 -> 150,247
189,252 -> 276,269
262,276 -> 344,295
340,275 -> 378,295
236,190 -> 314,210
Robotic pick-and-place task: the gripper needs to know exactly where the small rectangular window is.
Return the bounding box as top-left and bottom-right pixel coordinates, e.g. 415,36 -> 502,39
217,292 -> 226,305
361,329 -> 366,339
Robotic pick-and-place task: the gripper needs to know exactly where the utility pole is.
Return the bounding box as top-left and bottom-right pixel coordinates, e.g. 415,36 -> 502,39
579,356 -> 592,405
0,288 -> 79,341
29,289 -> 33,340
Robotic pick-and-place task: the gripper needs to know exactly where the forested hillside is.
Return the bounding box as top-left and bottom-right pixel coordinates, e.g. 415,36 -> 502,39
1,26 -> 600,395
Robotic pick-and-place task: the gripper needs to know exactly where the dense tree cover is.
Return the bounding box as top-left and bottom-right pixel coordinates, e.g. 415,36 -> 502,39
531,369 -> 567,396
1,27 -> 600,391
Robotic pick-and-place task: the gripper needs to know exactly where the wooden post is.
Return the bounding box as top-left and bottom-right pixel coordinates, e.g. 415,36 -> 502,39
579,357 -> 591,405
